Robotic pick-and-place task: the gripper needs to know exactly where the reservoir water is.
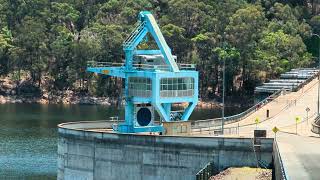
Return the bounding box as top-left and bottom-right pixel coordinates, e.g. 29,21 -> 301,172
0,103 -> 248,179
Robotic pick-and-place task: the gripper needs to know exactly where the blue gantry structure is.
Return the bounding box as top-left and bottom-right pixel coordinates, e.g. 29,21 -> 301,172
87,11 -> 198,133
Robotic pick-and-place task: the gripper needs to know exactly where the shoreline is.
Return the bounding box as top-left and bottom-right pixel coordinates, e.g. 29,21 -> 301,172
0,95 -> 250,109
0,78 -> 252,108
0,94 -> 224,108
0,95 -> 113,105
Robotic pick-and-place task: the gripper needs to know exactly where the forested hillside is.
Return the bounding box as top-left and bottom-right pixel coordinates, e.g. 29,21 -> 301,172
0,0 -> 319,102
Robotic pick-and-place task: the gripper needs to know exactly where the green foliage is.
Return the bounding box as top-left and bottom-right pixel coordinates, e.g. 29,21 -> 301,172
214,47 -> 240,62
267,3 -> 311,37
255,30 -> 311,77
0,26 -> 13,52
310,15 -> 320,34
162,24 -> 188,58
226,5 -> 267,54
0,0 -> 317,99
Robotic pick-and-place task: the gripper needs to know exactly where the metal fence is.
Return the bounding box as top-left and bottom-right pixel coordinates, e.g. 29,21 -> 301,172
311,115 -> 320,134
87,61 -> 196,71
293,69 -> 320,92
192,88 -> 284,131
87,61 -> 124,67
195,162 -> 217,180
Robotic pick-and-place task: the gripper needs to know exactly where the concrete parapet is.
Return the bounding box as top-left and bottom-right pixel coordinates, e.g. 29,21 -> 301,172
273,140 -> 288,180
58,121 -> 273,180
311,116 -> 320,134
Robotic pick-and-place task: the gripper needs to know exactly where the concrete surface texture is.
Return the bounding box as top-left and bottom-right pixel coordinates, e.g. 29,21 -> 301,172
56,76 -> 320,180
57,125 -> 273,180
225,78 -> 320,137
223,78 -> 320,179
277,132 -> 320,180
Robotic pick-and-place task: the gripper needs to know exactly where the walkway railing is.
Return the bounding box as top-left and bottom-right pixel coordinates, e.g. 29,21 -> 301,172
193,73 -> 320,135
87,61 -> 124,67
87,61 -> 196,71
195,162 -> 217,180
311,115 -> 320,134
192,89 -> 284,130
293,69 -> 320,92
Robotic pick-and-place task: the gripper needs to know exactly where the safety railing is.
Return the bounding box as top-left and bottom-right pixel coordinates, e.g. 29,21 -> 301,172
123,21 -> 146,48
192,88 -> 284,130
133,63 -> 196,71
293,69 -> 320,92
87,61 -> 124,67
179,63 -> 196,70
195,162 -> 217,180
311,115 -> 320,134
132,63 -> 169,71
87,61 -> 196,71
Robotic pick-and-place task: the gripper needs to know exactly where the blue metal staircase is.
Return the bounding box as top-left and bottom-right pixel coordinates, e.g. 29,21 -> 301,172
123,21 -> 146,49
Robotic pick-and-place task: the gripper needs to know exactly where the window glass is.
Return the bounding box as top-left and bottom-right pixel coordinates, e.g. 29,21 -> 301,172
160,77 -> 194,97
128,77 -> 152,97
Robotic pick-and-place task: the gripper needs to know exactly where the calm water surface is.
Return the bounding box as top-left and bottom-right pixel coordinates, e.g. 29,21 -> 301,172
0,103 -> 248,179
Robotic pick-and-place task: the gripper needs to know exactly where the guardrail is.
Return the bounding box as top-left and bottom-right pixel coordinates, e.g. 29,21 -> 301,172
87,61 -> 196,71
311,115 -> 320,134
87,61 -> 124,67
293,70 -> 320,92
192,89 -> 284,130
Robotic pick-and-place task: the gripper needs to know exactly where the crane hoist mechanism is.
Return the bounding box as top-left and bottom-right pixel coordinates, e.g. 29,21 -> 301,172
87,11 -> 198,133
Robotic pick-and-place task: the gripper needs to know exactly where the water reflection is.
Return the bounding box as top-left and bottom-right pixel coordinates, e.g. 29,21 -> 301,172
0,103 -> 248,179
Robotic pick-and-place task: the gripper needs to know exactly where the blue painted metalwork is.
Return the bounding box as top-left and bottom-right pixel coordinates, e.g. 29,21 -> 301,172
87,11 -> 198,133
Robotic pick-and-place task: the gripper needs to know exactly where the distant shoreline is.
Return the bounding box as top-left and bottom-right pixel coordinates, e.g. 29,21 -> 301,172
0,94 -> 224,108
0,77 -> 253,107
0,95 -> 113,105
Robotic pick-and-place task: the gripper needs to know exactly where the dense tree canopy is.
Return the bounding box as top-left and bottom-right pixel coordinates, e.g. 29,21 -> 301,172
0,0 -> 319,101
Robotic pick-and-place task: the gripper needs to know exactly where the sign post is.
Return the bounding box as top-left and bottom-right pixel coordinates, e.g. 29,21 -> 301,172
295,116 -> 301,135
306,107 -> 310,125
272,126 -> 279,140
255,117 -> 260,130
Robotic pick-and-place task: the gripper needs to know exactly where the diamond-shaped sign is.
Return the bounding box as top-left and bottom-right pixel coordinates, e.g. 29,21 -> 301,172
255,117 -> 260,124
272,126 -> 279,133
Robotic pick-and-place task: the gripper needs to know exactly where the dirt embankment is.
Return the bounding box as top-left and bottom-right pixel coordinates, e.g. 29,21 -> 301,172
210,167 -> 272,180
0,77 -> 114,105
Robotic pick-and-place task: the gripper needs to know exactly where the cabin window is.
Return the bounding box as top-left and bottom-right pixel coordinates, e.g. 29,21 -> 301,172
160,77 -> 194,97
128,77 -> 152,97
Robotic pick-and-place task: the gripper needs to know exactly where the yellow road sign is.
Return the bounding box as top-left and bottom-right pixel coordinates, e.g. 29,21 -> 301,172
295,116 -> 301,122
272,126 -> 279,133
255,117 -> 260,124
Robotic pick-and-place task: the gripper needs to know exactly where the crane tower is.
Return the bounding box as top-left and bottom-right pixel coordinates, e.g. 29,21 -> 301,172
87,11 -> 198,133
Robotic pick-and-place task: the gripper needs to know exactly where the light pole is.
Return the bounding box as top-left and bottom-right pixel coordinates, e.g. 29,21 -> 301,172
222,57 -> 225,135
311,33 -> 320,116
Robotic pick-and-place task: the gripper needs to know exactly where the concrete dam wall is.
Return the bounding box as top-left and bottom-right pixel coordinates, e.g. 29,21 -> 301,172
57,121 -> 273,180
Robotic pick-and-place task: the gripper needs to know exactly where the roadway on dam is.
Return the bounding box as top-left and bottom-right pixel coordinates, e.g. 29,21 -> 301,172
224,77 -> 320,179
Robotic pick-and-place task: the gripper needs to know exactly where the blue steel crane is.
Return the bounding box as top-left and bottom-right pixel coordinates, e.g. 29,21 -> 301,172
87,11 -> 198,133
